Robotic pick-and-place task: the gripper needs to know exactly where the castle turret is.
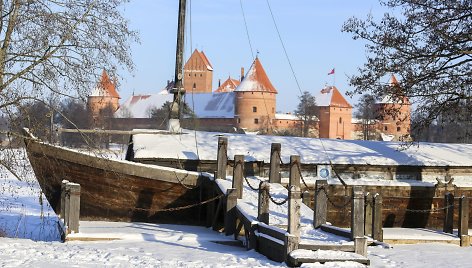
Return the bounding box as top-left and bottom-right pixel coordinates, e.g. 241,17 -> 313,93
316,86 -> 352,139
234,57 -> 277,132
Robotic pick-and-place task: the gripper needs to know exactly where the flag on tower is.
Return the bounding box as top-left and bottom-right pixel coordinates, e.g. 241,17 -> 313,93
328,68 -> 335,75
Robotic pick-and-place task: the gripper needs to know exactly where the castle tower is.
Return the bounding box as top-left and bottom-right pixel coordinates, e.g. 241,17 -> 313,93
376,74 -> 411,140
234,57 -> 277,132
87,70 -> 120,126
316,86 -> 352,139
183,49 -> 213,93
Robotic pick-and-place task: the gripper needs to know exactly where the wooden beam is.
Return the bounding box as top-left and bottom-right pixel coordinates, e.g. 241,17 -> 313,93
364,193 -> 373,236
351,186 -> 365,240
443,192 -> 454,234
288,185 -> 301,238
372,194 -> 383,242
258,182 -> 270,224
225,188 -> 237,236
217,137 -> 228,180
232,155 -> 244,199
289,155 -> 301,188
459,195 -> 469,246
314,180 -> 328,228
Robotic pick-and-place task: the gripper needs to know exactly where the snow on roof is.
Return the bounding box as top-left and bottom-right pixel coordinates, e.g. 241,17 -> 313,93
132,130 -> 472,167
235,57 -> 277,93
184,92 -> 235,118
115,93 -> 173,118
214,77 -> 240,93
315,86 -> 351,107
275,113 -> 300,120
90,70 -> 120,98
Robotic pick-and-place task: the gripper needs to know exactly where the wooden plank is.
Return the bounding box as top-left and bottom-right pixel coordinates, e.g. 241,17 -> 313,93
372,194 -> 383,242
289,155 -> 301,188
257,233 -> 286,263
459,195 -> 469,238
224,188 -> 237,236
320,224 -> 352,239
288,185 -> 301,238
269,143 -> 281,183
67,183 -> 81,234
298,243 -> 355,252
258,223 -> 287,241
354,236 -> 368,257
364,193 -> 373,236
287,254 -> 370,266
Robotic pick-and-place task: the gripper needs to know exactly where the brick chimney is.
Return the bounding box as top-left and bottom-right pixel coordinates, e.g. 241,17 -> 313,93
240,67 -> 245,81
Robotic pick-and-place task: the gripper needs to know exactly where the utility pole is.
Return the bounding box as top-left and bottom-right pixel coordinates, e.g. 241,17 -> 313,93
168,0 -> 186,133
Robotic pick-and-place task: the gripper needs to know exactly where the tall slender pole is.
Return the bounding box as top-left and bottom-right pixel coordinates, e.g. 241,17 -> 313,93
168,0 -> 186,131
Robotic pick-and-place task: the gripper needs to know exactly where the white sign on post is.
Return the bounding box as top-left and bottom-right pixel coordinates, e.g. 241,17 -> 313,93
317,165 -> 331,180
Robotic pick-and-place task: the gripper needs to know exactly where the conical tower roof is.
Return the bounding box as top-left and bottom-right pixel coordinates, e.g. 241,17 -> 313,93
378,74 -> 410,104
235,57 -> 277,93
317,86 -> 352,108
91,70 -> 120,98
215,76 -> 240,93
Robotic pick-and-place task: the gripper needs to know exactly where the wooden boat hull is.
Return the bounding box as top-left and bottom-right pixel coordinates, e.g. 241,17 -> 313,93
24,136 -> 209,225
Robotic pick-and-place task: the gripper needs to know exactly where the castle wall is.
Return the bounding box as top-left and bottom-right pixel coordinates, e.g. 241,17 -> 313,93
318,106 -> 352,139
377,103 -> 411,140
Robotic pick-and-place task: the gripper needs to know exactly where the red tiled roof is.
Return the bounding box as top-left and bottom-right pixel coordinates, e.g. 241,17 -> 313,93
185,49 -> 213,71
214,77 -> 240,93
199,51 -> 213,71
98,70 -> 120,98
317,86 -> 352,108
235,57 -> 277,93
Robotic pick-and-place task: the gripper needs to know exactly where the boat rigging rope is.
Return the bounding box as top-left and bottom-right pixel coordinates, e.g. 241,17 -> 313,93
133,193 -> 224,213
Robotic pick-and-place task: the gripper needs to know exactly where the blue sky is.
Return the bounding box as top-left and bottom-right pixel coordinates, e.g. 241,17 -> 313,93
120,0 -> 387,112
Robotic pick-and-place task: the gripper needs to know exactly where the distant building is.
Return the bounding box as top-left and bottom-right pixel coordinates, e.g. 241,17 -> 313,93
184,49 -> 213,93
315,86 -> 353,139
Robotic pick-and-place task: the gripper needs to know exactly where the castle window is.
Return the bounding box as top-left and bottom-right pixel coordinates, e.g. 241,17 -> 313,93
397,127 -> 401,132
272,107 -> 275,113
200,74 -> 202,77
253,106 -> 257,113
237,118 -> 240,123
254,118 -> 259,124
339,117 -> 342,124
384,126 -> 388,131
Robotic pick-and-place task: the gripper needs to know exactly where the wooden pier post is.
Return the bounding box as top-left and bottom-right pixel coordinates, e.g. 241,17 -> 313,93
232,155 -> 244,199
354,236 -> 368,257
217,137 -> 228,180
372,194 -> 383,242
60,180 -> 69,219
67,183 -> 81,234
364,193 -> 373,237
443,192 -> 454,234
459,195 -> 469,247
351,186 -> 365,240
225,188 -> 237,236
288,185 -> 301,238
285,234 -> 299,264
269,143 -> 281,183
258,181 -> 270,224
289,155 -> 301,188
313,180 -> 328,228
206,178 -> 216,227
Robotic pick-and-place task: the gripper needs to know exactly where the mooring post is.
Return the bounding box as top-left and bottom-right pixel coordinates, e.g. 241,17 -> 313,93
60,180 -> 69,220
269,143 -> 281,183
217,137 -> 228,180
351,186 -> 365,240
372,193 -> 383,242
258,181 -> 270,224
364,192 -> 373,237
288,185 -> 301,238
232,155 -> 244,199
225,188 -> 237,236
443,192 -> 454,234
313,179 -> 328,228
302,191 -> 310,208
289,155 -> 301,188
284,234 -> 299,264
67,182 -> 81,234
459,195 -> 469,247
354,236 -> 368,257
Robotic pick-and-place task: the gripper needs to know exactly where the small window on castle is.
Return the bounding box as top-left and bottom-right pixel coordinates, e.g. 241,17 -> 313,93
397,127 -> 401,132
254,118 -> 259,124
188,74 -> 191,77
339,117 -> 342,124
272,107 -> 275,113
253,106 -> 257,113
200,74 -> 202,77
237,118 -> 240,123
384,126 -> 388,131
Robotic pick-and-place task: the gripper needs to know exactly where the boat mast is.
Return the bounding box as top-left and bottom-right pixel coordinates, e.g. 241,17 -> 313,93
168,0 -> 186,132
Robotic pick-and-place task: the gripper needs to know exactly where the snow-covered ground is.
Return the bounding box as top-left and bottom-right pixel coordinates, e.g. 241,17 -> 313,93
1,148 -> 472,267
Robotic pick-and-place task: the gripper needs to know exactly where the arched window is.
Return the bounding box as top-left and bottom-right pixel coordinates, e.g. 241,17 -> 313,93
339,117 -> 342,124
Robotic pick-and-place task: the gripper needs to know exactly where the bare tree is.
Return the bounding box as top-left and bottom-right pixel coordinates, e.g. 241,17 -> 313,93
0,0 -> 137,178
342,0 -> 472,140
355,94 -> 378,140
295,91 -> 317,137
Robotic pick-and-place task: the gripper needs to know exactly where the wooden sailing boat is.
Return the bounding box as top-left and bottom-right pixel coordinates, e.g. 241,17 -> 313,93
23,0 -> 208,224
